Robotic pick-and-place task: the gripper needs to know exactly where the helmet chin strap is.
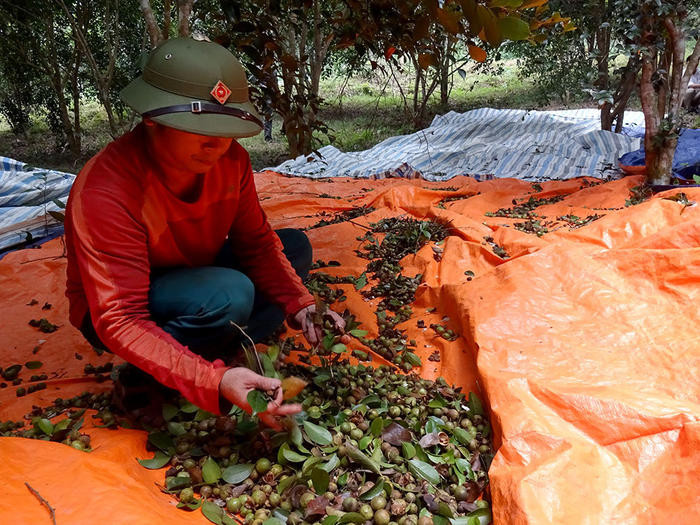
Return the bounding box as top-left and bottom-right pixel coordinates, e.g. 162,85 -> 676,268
141,101 -> 263,128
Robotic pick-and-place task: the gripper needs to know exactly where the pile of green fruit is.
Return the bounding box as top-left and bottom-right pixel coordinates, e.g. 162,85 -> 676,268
142,359 -> 493,525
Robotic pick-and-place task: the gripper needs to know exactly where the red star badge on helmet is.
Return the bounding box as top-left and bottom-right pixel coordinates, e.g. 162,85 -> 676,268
210,80 -> 231,105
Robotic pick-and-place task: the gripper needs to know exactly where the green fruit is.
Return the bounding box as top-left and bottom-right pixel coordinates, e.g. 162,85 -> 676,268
475,499 -> 490,509
179,488 -> 195,503
374,509 -> 391,525
226,497 -> 242,513
453,485 -> 468,501
183,458 -> 196,470
268,493 -> 281,506
371,495 -> 387,510
360,503 -> 374,520
350,428 -> 364,440
343,497 -> 358,512
71,440 -> 86,451
255,457 -> 272,474
299,491 -> 315,508
251,489 -> 266,506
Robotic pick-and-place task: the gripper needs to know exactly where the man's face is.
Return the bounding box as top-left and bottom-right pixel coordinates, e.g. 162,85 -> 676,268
145,120 -> 234,173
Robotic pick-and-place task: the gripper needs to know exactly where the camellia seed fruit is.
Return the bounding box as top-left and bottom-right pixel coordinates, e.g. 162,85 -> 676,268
255,457 -> 272,474
226,497 -> 242,513
374,509 -> 391,525
360,504 -> 374,520
179,487 -> 194,503
371,495 -> 387,510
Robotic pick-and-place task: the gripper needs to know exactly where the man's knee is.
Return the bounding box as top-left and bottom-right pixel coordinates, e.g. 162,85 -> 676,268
209,270 -> 255,326
150,266 -> 255,328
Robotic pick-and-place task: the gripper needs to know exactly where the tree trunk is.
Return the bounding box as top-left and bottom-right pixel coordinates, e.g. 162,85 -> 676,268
645,135 -> 677,185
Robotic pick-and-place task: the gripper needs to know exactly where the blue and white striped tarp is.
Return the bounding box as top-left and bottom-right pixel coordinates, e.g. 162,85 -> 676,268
0,156 -> 74,251
267,107 -> 644,181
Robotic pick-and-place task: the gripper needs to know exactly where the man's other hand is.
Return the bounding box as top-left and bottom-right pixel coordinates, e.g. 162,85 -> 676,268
220,367 -> 301,429
293,304 -> 346,346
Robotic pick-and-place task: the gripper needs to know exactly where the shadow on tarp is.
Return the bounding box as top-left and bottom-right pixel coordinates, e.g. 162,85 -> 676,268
1,173 -> 698,524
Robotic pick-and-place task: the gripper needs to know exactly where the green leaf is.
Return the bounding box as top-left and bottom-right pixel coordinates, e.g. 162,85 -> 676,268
349,329 -> 368,337
290,420 -> 303,447
404,352 -> 422,367
302,455 -> 325,474
428,396 -> 447,408
330,343 -> 347,354
337,472 -> 348,486
322,516 -> 340,525
166,474 -> 191,490
36,418 -> 54,435
222,463 -> 254,484
498,16 -> 530,41
359,479 -> 385,501
177,498 -> 203,511
407,458 -> 441,485
277,474 -> 297,494
280,442 -> 307,463
694,175 -> 700,184
425,417 -> 444,434
148,431 -> 174,454
455,458 -> 476,481
201,500 -> 224,524
259,352 -> 277,378
202,456 -> 222,484
138,451 -> 172,469
247,390 -> 269,416
303,420 -> 332,445
338,512 -> 366,523
25,361 -> 43,370
313,370 -> 331,386
468,393 -> 485,416
354,272 -> 368,290
162,403 -> 179,421
321,453 -> 339,472
53,419 -> 70,433
402,442 -> 416,459
437,501 -> 455,518
180,401 -> 199,413
167,421 -> 187,436
358,435 -> 372,450
311,467 -> 330,493
262,519 -> 284,525
195,409 -> 215,422
52,198 -> 66,209
453,427 -> 477,446
370,417 -> 384,437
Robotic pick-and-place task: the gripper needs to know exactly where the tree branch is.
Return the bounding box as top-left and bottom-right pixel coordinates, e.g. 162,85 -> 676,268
25,482 -> 57,525
139,0 -> 162,47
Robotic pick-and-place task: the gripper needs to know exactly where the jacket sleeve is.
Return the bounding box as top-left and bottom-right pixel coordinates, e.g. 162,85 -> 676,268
228,158 -> 315,317
68,186 -> 228,414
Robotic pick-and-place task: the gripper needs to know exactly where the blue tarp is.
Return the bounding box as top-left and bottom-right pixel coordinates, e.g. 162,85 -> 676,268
619,127 -> 700,180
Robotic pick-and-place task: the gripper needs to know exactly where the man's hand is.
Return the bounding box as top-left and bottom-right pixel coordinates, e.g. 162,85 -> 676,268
220,367 -> 301,429
293,304 -> 346,346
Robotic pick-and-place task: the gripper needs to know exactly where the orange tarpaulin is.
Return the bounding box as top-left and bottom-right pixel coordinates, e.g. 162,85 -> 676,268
1,173 -> 698,523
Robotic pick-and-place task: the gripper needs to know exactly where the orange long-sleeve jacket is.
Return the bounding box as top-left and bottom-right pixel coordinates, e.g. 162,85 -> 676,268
65,124 -> 313,414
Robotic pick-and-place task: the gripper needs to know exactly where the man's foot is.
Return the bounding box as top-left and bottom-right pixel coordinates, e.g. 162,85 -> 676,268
111,364 -> 171,427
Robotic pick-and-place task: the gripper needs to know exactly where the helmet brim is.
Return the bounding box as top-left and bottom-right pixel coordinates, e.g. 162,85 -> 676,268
121,76 -> 263,138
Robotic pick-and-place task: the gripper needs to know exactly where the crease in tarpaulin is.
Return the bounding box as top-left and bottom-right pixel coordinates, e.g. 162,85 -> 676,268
1,172 -> 699,524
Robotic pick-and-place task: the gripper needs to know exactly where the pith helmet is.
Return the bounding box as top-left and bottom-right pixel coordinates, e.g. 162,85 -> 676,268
120,36 -> 262,138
